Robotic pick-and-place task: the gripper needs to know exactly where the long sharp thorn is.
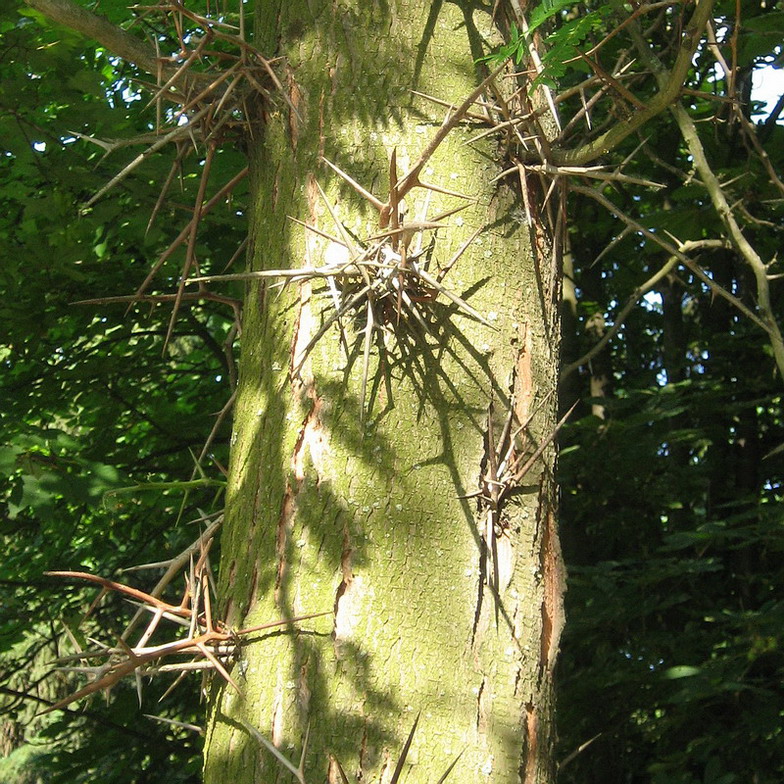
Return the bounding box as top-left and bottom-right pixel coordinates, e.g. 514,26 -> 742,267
321,156 -> 385,212
390,712 -> 420,784
235,609 -> 333,637
293,286 -> 371,376
135,607 -> 165,648
389,147 -> 400,240
45,571 -> 186,616
239,719 -> 305,784
313,179 -> 361,259
427,202 -> 474,223
489,509 -> 499,594
464,115 -> 533,145
288,216 -> 348,248
517,164 -> 533,227
135,669 -> 144,707
369,221 -> 446,242
298,721 -> 311,774
163,141 -> 216,354
333,757 -> 351,784
414,267 -> 496,328
178,61 -> 241,116
214,71 -> 243,117
360,298 -> 375,423
438,226 -> 483,282
415,179 -> 474,201
187,266 -> 356,284
435,749 -> 465,783
146,145 -> 188,235
326,275 -> 350,357
123,601 -> 190,627
131,166 -> 248,304
143,39 -> 204,110
411,89 -> 489,121
397,61 -> 507,199
39,659 -> 136,715
158,668 -> 189,703
252,55 -> 302,123
397,287 -> 430,333
507,390 -> 555,460
85,105 -> 211,208
202,570 -> 214,634
144,714 -> 204,734
512,401 -> 578,482
490,165 -> 518,184
195,642 -> 241,694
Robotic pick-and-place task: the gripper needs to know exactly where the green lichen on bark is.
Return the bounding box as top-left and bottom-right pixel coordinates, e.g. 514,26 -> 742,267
203,2 -> 562,783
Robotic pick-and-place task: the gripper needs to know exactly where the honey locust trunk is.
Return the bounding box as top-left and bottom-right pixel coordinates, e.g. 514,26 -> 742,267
203,2 -> 564,783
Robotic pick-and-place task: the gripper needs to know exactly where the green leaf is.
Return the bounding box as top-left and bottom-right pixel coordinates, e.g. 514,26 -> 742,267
528,0 -> 579,34
663,665 -> 701,679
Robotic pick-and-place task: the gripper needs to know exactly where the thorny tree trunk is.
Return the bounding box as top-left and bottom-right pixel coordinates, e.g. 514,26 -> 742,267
203,2 -> 563,783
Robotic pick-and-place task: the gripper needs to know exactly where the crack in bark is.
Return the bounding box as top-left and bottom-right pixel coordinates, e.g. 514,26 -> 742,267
298,655 -> 311,722
248,562 -> 259,610
274,481 -> 295,598
475,676 -> 486,733
274,193 -> 325,600
513,326 -> 534,426
272,683 -> 284,747
223,560 -> 237,627
274,384 -> 324,600
332,519 -> 354,641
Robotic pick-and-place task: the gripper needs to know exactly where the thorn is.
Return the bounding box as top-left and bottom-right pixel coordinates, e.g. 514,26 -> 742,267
321,156 -> 385,212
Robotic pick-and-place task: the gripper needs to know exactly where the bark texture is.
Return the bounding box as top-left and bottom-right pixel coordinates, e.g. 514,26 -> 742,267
203,2 -> 563,782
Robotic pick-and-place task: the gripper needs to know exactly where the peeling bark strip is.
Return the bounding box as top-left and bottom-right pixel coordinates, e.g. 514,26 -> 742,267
274,481 -> 295,595
540,489 -> 566,677
275,380 -> 324,596
523,703 -> 539,784
205,2 -> 562,782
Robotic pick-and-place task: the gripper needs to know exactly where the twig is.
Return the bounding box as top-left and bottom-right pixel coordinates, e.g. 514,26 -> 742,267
84,105 -> 211,208
570,184 -> 769,335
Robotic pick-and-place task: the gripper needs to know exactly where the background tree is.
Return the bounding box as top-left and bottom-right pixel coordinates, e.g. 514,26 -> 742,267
0,0 -> 239,779
553,2 -> 784,782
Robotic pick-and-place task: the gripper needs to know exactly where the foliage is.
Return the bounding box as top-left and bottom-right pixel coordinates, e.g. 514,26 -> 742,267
550,1 -> 784,781
1,0 -> 242,779
480,0 -> 612,87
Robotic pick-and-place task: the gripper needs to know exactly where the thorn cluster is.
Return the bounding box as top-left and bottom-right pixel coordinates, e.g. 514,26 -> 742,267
190,150 -> 496,417
78,1 -> 291,351
45,517 -> 330,713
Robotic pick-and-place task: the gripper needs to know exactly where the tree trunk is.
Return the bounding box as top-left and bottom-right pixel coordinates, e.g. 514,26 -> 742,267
203,3 -> 563,783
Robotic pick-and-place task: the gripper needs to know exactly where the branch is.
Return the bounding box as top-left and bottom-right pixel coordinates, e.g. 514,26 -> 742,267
571,184 -> 769,334
551,0 -> 716,166
23,0 -> 214,96
25,0 -> 164,76
671,102 -> 784,380
560,240 -> 728,381
624,6 -> 784,380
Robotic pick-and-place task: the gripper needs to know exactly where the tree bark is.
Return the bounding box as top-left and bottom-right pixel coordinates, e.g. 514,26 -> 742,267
200,3 -> 563,783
